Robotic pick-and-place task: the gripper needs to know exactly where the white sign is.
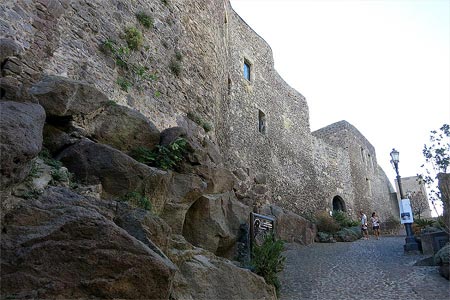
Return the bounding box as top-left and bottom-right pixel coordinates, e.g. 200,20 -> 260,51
399,198 -> 414,224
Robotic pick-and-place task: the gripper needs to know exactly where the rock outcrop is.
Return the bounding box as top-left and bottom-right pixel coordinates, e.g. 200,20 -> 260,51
1,187 -> 177,299
0,101 -> 46,189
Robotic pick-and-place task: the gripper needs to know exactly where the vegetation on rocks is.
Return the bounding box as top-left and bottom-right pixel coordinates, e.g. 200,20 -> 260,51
120,191 -> 152,211
131,138 -> 188,170
125,27 -> 143,50
187,111 -> 213,132
136,12 -> 154,29
250,234 -> 286,295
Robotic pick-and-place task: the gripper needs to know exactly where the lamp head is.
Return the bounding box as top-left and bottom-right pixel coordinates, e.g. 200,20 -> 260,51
390,148 -> 399,164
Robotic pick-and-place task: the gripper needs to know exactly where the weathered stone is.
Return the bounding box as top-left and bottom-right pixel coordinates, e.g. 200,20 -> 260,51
253,184 -> 268,195
43,124 -> 78,154
194,165 -> 235,194
115,206 -> 172,256
160,173 -> 207,233
438,173 -> 450,232
29,75 -> 109,117
160,126 -> 187,147
255,173 -> 267,184
0,76 -> 21,101
0,187 -> 176,299
334,226 -> 362,242
0,38 -> 22,62
171,250 -> 276,300
80,104 -> 160,153
183,192 -> 251,258
56,139 -> 171,202
0,101 -> 45,189
261,204 -> 317,245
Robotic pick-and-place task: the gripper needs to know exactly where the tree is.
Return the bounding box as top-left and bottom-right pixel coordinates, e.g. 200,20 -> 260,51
406,190 -> 429,219
417,124 -> 449,231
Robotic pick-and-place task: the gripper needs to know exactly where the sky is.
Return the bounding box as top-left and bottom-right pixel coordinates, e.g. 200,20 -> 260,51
230,0 -> 449,215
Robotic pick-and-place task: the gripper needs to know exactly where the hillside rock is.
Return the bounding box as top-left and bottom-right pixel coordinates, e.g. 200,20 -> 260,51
115,206 -> 172,256
0,101 -> 46,189
194,165 -> 236,194
160,173 -> 207,233
29,75 -> 109,117
80,104 -> 160,153
0,187 -> 176,299
57,139 -> 171,202
160,127 -> 187,147
0,38 -> 22,63
168,235 -> 276,300
183,192 -> 250,258
261,205 -> 316,245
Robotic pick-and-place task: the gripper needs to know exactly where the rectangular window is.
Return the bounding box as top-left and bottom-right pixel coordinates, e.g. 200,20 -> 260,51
244,60 -> 251,81
259,110 -> 266,134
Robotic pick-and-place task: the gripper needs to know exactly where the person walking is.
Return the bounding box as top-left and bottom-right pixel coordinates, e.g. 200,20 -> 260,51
360,210 -> 369,240
371,212 -> 380,240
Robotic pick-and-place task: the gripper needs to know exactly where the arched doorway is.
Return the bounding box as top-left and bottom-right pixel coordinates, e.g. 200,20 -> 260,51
332,195 -> 346,212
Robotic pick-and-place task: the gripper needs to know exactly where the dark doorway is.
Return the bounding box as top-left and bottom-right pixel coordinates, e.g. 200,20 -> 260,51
332,196 -> 346,211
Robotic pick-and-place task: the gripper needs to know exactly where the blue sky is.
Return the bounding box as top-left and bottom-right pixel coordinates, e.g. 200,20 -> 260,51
230,0 -> 450,215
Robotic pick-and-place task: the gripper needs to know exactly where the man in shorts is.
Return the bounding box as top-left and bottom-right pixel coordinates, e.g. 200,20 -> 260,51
360,210 -> 369,240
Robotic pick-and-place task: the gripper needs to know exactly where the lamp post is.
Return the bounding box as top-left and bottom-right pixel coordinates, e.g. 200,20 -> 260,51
390,148 -> 420,252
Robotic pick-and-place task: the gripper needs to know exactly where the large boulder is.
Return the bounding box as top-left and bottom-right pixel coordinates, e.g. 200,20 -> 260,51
0,187 -> 177,299
56,139 -> 171,203
261,205 -> 317,245
80,104 -> 160,153
29,75 -> 109,117
182,192 -> 251,258
160,173 -> 207,233
194,165 -> 236,194
0,101 -> 46,189
170,247 -> 276,300
0,38 -> 22,63
115,206 -> 172,256
434,242 -> 450,280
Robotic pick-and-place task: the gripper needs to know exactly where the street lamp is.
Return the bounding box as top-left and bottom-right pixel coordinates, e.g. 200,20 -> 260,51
390,148 -> 420,252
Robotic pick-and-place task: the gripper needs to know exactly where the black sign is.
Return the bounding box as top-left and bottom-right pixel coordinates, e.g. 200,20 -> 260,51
250,213 -> 275,250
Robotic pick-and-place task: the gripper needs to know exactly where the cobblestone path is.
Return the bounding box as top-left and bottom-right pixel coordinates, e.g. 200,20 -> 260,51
279,236 -> 449,300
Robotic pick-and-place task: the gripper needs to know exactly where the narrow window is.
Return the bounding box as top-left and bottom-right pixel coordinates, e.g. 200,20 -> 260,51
258,110 -> 266,134
227,76 -> 231,95
243,60 -> 251,81
360,147 -> 365,162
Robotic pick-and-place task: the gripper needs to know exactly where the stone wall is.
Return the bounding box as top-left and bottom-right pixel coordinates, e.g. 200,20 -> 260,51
312,121 -> 399,220
1,0 -> 399,222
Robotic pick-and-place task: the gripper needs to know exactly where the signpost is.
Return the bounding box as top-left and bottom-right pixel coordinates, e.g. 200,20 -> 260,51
399,198 -> 414,224
250,213 -> 275,254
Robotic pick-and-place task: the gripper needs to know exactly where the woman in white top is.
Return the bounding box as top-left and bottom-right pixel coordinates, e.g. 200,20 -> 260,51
370,212 -> 380,240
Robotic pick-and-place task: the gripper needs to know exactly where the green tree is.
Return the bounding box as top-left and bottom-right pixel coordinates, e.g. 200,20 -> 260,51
417,124 -> 449,218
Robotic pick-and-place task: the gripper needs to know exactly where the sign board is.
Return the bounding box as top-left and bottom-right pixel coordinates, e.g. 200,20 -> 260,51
399,198 -> 414,224
250,213 -> 275,250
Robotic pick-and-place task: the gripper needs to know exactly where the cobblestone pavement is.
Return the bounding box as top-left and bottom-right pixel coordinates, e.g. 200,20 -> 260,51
279,236 -> 449,300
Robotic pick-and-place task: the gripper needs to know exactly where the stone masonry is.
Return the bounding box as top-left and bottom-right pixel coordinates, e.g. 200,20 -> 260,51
1,0 -> 399,222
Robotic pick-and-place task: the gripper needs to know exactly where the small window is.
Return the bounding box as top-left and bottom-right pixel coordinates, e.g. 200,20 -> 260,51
259,110 -> 266,134
243,60 -> 251,81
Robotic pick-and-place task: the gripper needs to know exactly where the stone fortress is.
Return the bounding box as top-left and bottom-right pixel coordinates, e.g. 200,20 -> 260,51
1,0 -> 411,222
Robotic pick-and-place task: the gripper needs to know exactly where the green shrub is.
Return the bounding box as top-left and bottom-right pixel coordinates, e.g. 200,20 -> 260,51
125,27 -> 143,50
131,138 -> 188,171
136,12 -> 154,29
117,77 -> 132,92
38,149 -> 62,169
251,234 -> 286,295
120,191 -> 152,211
414,218 -> 435,228
332,210 -> 359,228
315,211 -> 341,233
169,58 -> 182,76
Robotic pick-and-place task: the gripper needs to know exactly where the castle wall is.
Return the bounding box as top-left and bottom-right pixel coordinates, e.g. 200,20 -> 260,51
1,0 -> 398,221
223,8 -> 318,214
